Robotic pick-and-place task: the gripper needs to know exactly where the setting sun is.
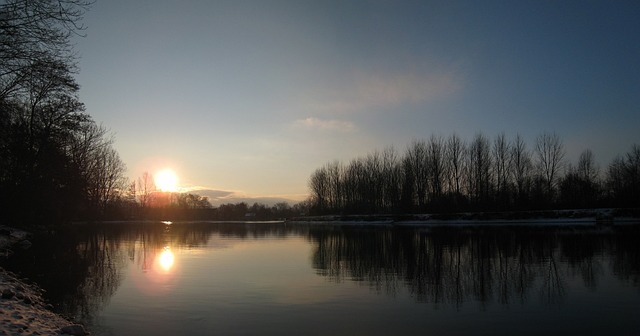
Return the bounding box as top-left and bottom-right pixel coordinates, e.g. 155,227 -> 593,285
155,169 -> 178,192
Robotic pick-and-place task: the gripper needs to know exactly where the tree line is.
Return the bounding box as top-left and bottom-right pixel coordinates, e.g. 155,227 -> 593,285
0,0 -> 129,225
308,132 -> 640,215
99,171 -> 307,221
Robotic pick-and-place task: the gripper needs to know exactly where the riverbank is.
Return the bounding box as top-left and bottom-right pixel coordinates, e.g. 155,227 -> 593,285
0,226 -> 88,336
288,208 -> 640,226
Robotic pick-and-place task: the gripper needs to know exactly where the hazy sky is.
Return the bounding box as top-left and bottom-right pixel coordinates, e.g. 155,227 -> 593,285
75,0 -> 639,204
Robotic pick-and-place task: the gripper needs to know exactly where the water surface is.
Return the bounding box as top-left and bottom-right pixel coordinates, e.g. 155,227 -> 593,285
3,222 -> 639,335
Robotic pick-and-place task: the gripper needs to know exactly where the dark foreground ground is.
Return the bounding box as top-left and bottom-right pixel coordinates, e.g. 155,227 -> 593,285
0,226 -> 87,336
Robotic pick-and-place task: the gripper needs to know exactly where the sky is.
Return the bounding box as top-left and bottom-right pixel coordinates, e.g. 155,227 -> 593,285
74,0 -> 640,205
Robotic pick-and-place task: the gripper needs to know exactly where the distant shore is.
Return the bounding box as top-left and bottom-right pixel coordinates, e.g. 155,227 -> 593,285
287,208 -> 640,227
71,208 -> 640,227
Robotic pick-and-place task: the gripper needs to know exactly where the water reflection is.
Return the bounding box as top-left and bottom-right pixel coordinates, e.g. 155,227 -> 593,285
1,223 -> 639,326
0,222 -> 305,322
307,227 -> 640,307
158,247 -> 175,272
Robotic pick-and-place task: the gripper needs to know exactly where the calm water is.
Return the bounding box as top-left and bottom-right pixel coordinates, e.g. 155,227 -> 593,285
3,222 -> 640,335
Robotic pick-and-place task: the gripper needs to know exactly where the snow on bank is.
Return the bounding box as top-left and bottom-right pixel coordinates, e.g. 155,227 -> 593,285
0,226 -> 88,336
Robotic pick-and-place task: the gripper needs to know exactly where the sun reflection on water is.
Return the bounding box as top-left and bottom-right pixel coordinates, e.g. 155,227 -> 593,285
158,246 -> 174,272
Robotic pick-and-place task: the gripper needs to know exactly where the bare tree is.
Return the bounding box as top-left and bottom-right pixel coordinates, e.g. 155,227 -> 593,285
576,149 -> 599,184
138,172 -> 156,209
126,181 -> 137,204
342,158 -> 363,212
534,132 -> 565,199
428,135 -> 445,203
88,146 -> 127,213
364,151 -> 383,212
559,150 -> 601,208
70,123 -> 127,215
406,140 -> 429,209
309,166 -> 329,213
511,134 -> 532,205
606,144 -> 640,206
467,133 -> 492,205
381,146 -> 401,211
325,161 -> 343,211
0,0 -> 93,101
305,132 -> 635,214
400,155 -> 416,212
445,134 -> 466,195
493,133 -> 512,207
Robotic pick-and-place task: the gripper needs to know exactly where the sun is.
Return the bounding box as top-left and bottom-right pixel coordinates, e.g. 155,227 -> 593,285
155,169 -> 178,192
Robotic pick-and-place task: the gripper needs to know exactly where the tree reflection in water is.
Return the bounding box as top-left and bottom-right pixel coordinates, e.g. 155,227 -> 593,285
0,222 -> 305,323
1,223 -> 639,324
307,226 -> 640,308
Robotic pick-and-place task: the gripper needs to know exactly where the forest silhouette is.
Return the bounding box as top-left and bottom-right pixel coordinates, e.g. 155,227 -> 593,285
307,133 -> 640,215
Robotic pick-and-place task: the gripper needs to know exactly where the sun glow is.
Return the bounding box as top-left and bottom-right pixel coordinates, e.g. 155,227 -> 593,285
155,169 -> 178,192
158,247 -> 175,271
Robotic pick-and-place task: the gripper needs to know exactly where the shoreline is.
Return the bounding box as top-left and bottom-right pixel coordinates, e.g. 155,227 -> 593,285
0,226 -> 88,336
66,208 -> 640,227
286,217 -> 639,227
287,208 -> 640,227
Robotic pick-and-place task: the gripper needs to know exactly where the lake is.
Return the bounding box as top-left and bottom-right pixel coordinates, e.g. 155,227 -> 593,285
2,222 -> 639,335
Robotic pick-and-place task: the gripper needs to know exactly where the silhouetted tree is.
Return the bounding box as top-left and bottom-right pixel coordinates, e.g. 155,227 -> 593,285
406,140 -> 429,210
381,147 -> 403,212
306,132 -> 634,215
0,0 -> 134,225
493,133 -> 512,209
70,123 -> 127,217
176,193 -> 211,210
467,133 -> 493,208
606,144 -> 640,207
364,151 -> 384,213
343,158 -> 364,213
400,155 -> 416,213
560,150 -> 601,208
577,149 -> 599,183
0,0 -> 92,102
427,135 -> 445,206
137,172 -> 155,209
325,161 -> 343,212
511,134 -> 532,208
272,202 -> 294,219
217,202 -> 249,220
309,165 -> 329,214
534,132 -> 565,203
444,134 -> 465,196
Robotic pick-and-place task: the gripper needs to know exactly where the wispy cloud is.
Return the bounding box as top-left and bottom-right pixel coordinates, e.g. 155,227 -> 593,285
182,187 -> 305,206
301,69 -> 461,114
356,72 -> 459,105
292,117 -> 357,132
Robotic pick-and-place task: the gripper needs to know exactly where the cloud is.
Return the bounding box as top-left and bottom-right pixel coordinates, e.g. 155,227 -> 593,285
357,72 -> 458,105
292,117 -> 356,132
301,69 -> 461,114
183,188 -> 304,206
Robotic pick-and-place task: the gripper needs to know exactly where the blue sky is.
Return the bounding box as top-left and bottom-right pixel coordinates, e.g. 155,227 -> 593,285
75,0 -> 640,204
